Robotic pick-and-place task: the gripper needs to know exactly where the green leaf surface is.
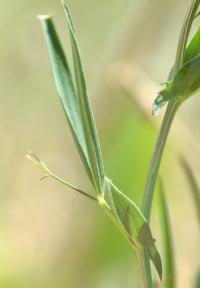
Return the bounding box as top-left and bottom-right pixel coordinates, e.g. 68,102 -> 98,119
159,179 -> 176,288
101,178 -> 162,280
168,27 -> 200,81
39,15 -> 93,183
39,6 -> 105,194
160,22 -> 200,115
39,7 -> 162,281
185,27 -> 200,63
62,1 -> 105,194
153,54 -> 200,115
168,54 -> 200,98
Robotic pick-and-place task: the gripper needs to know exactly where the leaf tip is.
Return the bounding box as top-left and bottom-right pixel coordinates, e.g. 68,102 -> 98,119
37,14 -> 53,21
156,252 -> 163,281
138,224 -> 163,280
26,151 -> 48,172
60,0 -> 66,6
26,151 -> 41,166
148,243 -> 162,280
26,150 -> 36,161
61,0 -> 68,10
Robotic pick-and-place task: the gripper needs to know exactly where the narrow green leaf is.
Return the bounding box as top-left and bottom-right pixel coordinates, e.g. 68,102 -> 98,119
153,54 -> 200,115
185,27 -> 200,63
159,179 -> 176,288
180,156 -> 200,227
62,2 -> 105,194
170,54 -> 200,97
168,27 -> 200,81
26,152 -> 97,202
39,15 -> 94,185
39,11 -> 105,194
101,178 -> 162,280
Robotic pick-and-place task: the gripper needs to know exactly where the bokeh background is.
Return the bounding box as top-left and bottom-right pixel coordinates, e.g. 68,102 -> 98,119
0,0 -> 199,287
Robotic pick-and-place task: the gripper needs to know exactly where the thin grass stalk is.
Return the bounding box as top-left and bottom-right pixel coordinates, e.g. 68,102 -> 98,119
138,100 -> 178,287
142,0 -> 200,221
140,1 -> 200,286
142,100 -> 179,221
137,250 -> 153,288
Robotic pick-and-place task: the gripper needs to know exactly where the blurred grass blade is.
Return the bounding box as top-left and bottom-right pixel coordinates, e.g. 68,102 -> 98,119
159,179 -> 176,288
39,15 -> 94,185
180,157 -> 200,227
102,178 -> 162,280
62,2 -> 105,194
195,270 -> 200,288
195,10 -> 200,18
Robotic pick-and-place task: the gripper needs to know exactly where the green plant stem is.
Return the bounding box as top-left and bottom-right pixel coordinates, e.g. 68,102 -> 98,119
138,2 -> 200,287
139,100 -> 179,287
142,100 -> 179,221
142,0 -> 200,220
137,249 -> 153,288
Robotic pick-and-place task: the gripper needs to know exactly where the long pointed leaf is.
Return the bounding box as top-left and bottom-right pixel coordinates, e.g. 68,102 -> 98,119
62,2 -> 105,194
39,15 -> 94,185
101,178 -> 162,280
159,179 -> 176,288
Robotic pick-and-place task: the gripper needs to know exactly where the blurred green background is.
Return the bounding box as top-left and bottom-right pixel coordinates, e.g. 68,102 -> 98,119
0,0 -> 199,287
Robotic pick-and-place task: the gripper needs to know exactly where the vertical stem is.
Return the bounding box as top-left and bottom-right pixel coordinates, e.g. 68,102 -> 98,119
139,2 -> 200,287
139,100 -> 179,288
142,100 -> 179,221
142,0 -> 200,221
138,250 -> 153,288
